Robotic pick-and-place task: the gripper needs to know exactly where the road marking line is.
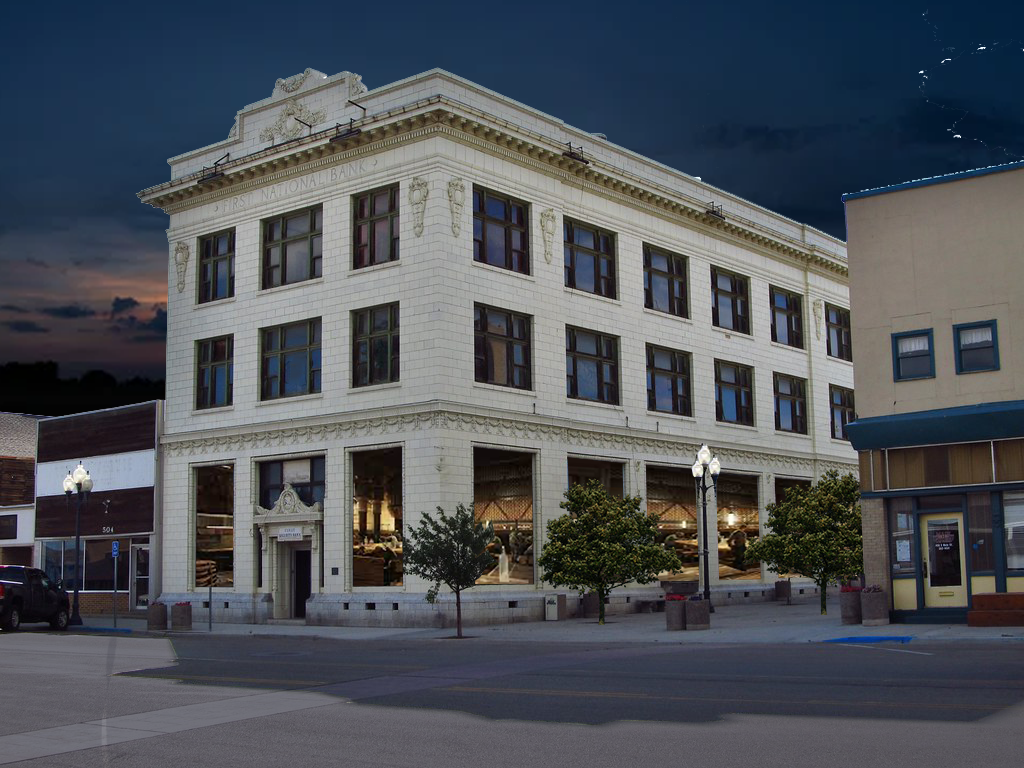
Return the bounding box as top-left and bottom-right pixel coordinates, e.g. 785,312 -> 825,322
837,643 -> 934,656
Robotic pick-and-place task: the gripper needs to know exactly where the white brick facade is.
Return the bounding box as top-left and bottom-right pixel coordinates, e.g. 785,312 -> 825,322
140,69 -> 855,626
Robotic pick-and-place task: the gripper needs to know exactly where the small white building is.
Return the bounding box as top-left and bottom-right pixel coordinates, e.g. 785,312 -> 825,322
139,68 -> 856,626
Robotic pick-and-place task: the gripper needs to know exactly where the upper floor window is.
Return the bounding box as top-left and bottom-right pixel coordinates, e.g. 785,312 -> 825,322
892,329 -> 934,380
564,220 -> 616,299
770,286 -> 803,349
646,344 -> 691,416
644,245 -> 688,318
566,326 -> 619,404
198,229 -> 235,303
353,303 -> 400,387
826,303 -> 852,361
715,360 -> 754,426
261,318 -> 321,400
955,320 -> 999,373
474,304 -> 531,390
262,206 -> 323,289
196,335 -> 233,410
473,187 -> 529,274
830,385 -> 855,440
353,185 -> 399,269
259,456 -> 325,509
711,267 -> 750,334
773,372 -> 807,434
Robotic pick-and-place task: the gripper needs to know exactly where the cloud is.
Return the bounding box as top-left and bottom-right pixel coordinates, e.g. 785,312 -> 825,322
39,304 -> 97,319
111,307 -> 167,343
25,257 -> 50,270
693,123 -> 846,153
2,320 -> 49,334
0,304 -> 29,313
110,296 -> 140,317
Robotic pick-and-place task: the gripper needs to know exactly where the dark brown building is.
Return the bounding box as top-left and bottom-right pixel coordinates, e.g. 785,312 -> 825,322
0,412 -> 42,566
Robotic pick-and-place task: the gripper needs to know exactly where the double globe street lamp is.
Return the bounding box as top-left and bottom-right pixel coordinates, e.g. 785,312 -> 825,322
691,444 -> 721,612
62,463 -> 93,626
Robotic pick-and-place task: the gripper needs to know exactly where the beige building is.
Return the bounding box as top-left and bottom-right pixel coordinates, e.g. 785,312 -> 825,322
844,161 -> 1024,623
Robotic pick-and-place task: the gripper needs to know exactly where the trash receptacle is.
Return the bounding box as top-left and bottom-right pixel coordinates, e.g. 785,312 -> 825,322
544,594 -> 566,621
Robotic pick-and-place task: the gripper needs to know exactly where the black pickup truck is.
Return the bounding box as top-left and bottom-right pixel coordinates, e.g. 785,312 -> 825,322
0,566 -> 70,631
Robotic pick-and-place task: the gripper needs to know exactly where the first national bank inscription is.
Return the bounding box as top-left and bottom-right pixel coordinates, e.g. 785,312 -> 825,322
213,158 -> 380,213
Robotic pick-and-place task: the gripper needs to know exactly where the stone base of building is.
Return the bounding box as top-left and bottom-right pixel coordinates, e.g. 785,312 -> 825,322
158,592 -> 274,624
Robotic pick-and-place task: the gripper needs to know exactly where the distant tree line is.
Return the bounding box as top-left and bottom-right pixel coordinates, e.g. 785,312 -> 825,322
0,362 -> 164,416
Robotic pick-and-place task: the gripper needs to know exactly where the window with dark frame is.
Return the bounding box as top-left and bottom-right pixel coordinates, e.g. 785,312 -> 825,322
198,229 -> 235,303
564,220 -> 616,299
262,206 -> 323,288
711,267 -> 750,334
474,304 -> 531,390
826,303 -> 852,361
196,335 -> 233,410
353,185 -> 399,269
261,318 -> 321,400
770,286 -> 803,348
715,360 -> 754,426
473,187 -> 529,274
892,330 -> 934,380
566,326 -> 619,404
353,303 -> 400,387
773,372 -> 807,434
646,344 -> 691,416
830,384 -> 855,440
643,245 -> 688,317
258,456 -> 326,510
955,320 -> 999,373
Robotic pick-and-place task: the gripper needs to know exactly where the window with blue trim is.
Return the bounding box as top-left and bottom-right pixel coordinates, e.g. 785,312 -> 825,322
892,330 -> 934,380
954,320 -> 999,373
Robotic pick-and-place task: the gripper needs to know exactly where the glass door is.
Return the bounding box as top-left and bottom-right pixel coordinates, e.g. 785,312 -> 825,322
131,544 -> 150,609
920,514 -> 967,607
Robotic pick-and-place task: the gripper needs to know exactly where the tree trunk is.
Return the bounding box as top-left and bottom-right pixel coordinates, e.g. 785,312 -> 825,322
598,588 -> 606,625
818,578 -> 828,615
455,589 -> 463,638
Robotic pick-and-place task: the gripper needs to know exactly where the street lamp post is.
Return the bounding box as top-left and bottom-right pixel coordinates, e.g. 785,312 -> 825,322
62,463 -> 93,626
691,444 -> 721,613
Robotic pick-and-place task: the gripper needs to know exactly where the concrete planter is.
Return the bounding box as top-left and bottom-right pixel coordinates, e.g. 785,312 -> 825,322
170,603 -> 193,631
685,599 -> 710,630
581,592 -> 600,619
774,580 -> 792,602
147,603 -> 167,630
840,591 -> 862,624
665,600 -> 685,631
861,590 -> 890,626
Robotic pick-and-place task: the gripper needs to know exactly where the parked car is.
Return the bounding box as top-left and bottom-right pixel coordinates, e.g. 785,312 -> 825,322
0,565 -> 70,631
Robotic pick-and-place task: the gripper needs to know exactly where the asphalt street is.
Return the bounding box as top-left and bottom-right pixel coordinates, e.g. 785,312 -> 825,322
2,628 -> 1023,767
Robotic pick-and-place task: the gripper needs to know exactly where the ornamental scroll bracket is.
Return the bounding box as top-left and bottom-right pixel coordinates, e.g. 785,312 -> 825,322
409,177 -> 429,237
173,242 -> 189,293
447,177 -> 465,236
540,208 -> 557,264
812,298 -> 823,341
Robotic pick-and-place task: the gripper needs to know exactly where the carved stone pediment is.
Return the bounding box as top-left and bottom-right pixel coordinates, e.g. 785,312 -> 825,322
254,483 -> 323,524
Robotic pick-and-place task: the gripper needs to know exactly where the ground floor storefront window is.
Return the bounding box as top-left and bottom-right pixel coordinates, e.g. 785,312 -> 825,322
41,536 -> 148,603
716,473 -> 761,580
351,447 -> 403,587
646,465 -> 698,580
195,464 -> 234,587
474,448 -> 534,585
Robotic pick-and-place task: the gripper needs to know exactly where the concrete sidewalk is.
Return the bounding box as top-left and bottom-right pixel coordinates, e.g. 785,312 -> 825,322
77,594 -> 1024,645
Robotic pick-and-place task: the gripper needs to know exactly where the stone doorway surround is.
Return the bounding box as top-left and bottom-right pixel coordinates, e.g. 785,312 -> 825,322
254,484 -> 322,620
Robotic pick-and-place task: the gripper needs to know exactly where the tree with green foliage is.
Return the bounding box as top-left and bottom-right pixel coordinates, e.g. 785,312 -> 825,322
403,504 -> 495,638
539,480 -> 681,624
744,470 -> 862,615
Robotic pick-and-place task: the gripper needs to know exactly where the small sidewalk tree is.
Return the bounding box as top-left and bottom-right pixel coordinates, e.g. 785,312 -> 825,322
403,504 -> 495,638
539,480 -> 680,624
744,470 -> 862,615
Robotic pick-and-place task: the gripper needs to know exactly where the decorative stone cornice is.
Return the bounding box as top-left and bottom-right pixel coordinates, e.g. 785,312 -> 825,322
163,403 -> 857,479
139,99 -> 847,276
254,483 -> 323,524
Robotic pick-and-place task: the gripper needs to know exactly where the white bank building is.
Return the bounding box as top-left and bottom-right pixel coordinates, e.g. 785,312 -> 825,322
139,68 -> 856,626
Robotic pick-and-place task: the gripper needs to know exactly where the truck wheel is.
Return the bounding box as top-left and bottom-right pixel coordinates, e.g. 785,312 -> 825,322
2,606 -> 21,632
50,608 -> 69,631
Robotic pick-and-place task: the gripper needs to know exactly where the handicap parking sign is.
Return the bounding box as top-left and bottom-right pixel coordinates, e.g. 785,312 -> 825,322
112,540 -> 120,558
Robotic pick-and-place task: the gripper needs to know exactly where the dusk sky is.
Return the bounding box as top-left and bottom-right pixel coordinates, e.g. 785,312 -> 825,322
1,1 -> 1021,381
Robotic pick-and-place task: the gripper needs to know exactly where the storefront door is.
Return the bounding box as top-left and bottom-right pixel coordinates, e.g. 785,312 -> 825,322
292,548 -> 311,619
920,513 -> 967,608
131,544 -> 150,609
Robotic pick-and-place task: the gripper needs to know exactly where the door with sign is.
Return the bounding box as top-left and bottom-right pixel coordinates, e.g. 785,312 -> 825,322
920,513 -> 967,608
131,544 -> 150,609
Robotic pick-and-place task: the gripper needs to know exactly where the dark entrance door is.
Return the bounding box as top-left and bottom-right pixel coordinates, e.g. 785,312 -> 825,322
293,549 -> 311,618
